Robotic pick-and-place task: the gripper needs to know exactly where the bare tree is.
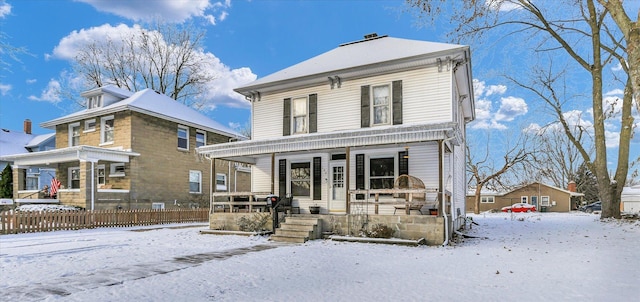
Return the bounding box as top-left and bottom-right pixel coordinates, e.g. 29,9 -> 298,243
467,135 -> 534,214
407,0 -> 636,218
0,29 -> 30,74
72,21 -> 217,109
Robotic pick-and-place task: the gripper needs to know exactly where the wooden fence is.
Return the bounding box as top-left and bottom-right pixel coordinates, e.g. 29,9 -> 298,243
0,208 -> 210,235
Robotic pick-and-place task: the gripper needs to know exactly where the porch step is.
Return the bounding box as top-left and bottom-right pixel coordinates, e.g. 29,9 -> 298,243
270,217 -> 321,244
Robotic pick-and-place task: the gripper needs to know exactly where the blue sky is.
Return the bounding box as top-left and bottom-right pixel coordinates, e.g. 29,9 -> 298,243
0,0 -> 637,179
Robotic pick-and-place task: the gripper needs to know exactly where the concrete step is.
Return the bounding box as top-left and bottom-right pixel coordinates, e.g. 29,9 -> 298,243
277,229 -> 312,237
283,217 -> 320,226
270,235 -> 308,243
279,223 -> 315,231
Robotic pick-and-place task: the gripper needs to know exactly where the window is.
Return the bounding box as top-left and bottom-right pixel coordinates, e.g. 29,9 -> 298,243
521,196 -> 528,204
84,119 -> 96,132
189,170 -> 202,193
88,95 -> 102,109
69,167 -> 80,189
101,116 -> 114,144
69,122 -> 80,147
290,162 -> 311,197
178,125 -> 189,150
372,85 -> 390,125
216,173 -> 227,191
26,171 -> 39,190
196,130 -> 206,148
481,196 -> 495,203
110,163 -> 125,177
97,165 -> 105,186
541,196 -> 550,206
152,202 -> 165,210
292,97 -> 308,134
369,157 -> 394,190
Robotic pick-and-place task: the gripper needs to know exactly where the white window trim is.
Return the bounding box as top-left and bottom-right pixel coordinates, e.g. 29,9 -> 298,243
178,125 -> 189,150
100,115 -> 114,145
69,167 -> 80,189
371,84 -> 391,126
291,96 -> 308,134
189,170 -> 202,194
84,119 -> 96,133
109,163 -> 125,177
521,196 -> 529,204
216,173 -> 227,191
481,196 -> 495,203
68,122 -> 80,147
196,129 -> 206,148
541,196 -> 550,206
97,164 -> 106,185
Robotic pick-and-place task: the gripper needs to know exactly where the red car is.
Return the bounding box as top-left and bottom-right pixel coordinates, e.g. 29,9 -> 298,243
501,203 -> 537,213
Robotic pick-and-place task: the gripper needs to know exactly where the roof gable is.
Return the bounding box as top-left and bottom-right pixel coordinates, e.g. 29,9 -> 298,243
236,35 -> 469,95
41,88 -> 244,139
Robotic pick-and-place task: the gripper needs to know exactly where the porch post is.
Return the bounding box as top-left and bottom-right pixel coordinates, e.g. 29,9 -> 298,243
11,165 -> 23,199
345,147 -> 350,214
270,153 -> 275,194
438,140 -> 443,214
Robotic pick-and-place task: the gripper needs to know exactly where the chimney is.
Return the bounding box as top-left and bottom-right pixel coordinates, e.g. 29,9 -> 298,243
24,119 -> 32,135
567,181 -> 576,192
364,33 -> 378,40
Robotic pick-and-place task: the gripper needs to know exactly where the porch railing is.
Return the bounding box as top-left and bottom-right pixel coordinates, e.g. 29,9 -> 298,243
210,192 -> 272,214
348,188 -> 444,215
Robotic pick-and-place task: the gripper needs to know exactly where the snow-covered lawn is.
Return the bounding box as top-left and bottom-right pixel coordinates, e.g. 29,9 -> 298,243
1,212 -> 638,301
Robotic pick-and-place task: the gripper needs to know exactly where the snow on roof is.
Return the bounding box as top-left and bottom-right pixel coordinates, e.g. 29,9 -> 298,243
236,35 -> 467,92
42,88 -> 244,139
80,84 -> 134,98
25,133 -> 55,148
0,129 -> 32,156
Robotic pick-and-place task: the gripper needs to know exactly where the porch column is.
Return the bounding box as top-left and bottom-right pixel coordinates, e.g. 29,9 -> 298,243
345,147 -> 350,214
438,140 -> 443,214
270,153 -> 275,194
79,161 -> 92,210
11,165 -> 24,199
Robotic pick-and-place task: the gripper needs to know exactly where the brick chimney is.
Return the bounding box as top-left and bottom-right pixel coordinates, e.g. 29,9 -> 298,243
24,119 -> 32,135
567,181 -> 577,192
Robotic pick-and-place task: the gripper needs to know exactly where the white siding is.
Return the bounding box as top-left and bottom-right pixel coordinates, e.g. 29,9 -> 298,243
252,66 -> 453,140
252,157 -> 272,194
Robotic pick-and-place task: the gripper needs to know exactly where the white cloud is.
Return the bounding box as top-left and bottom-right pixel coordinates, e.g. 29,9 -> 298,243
474,99 -> 492,121
26,79 -> 37,84
0,1 -> 11,18
50,23 -> 256,108
495,96 -> 528,122
470,119 -> 507,130
77,0 -> 230,24
0,83 -> 11,95
485,84 -> 507,96
473,79 -> 485,100
28,79 -> 62,103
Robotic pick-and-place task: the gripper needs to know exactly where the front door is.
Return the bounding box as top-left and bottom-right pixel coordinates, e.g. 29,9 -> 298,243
329,161 -> 346,212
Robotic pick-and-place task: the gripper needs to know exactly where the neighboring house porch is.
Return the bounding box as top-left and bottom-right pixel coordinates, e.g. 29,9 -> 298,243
6,146 -> 139,210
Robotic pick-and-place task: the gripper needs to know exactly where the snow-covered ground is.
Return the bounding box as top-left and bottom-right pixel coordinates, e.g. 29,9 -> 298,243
1,212 -> 638,302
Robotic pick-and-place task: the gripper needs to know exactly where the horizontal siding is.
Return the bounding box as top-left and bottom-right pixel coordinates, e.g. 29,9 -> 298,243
252,157 -> 272,194
252,66 -> 453,140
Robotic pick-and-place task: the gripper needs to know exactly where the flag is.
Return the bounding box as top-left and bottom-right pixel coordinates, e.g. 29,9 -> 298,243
50,177 -> 61,198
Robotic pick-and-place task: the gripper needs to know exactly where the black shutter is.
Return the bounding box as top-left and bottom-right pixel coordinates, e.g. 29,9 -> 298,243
313,157 -> 321,200
399,151 -> 408,176
356,154 -> 365,200
309,94 -> 317,133
279,159 -> 287,196
361,86 -> 370,128
283,98 -> 291,136
392,80 -> 403,125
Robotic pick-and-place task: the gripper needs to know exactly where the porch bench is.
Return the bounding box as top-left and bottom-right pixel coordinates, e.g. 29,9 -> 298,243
393,203 -> 425,215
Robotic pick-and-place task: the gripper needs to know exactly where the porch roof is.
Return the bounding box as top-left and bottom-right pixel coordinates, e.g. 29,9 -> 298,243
0,145 -> 140,166
197,122 -> 461,163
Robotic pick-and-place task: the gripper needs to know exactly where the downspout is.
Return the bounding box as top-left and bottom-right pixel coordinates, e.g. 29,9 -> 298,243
442,137 -> 455,246
208,155 -> 213,213
228,161 -> 231,193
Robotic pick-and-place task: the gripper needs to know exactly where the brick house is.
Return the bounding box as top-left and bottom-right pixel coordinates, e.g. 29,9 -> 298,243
3,85 -> 249,210
198,34 -> 475,245
466,182 -> 585,212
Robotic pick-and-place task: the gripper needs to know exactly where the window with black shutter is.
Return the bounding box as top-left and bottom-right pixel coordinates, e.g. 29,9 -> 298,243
279,159 -> 287,196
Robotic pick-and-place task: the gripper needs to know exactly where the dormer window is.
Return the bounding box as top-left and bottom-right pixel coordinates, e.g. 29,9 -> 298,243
88,95 -> 103,109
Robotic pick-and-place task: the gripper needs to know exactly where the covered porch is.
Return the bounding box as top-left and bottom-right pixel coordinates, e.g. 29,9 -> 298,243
197,123 -> 462,244
3,146 -> 139,210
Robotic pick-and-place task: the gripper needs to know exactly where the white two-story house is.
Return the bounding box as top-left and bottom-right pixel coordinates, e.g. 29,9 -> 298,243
198,34 -> 475,245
